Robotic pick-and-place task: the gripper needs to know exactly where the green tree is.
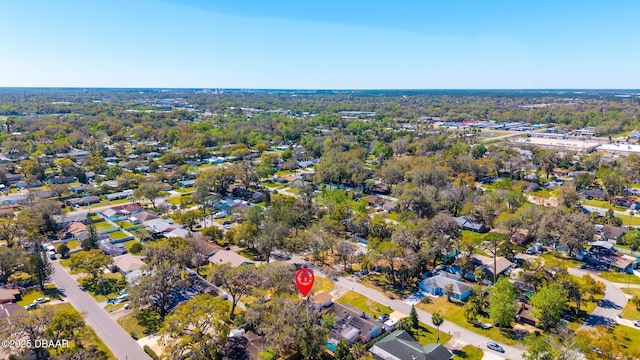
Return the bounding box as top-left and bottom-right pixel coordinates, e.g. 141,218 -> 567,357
431,312 -> 444,343
210,264 -> 260,319
0,246 -> 26,283
160,294 -> 230,360
488,277 -> 518,328
530,283 -> 568,330
69,249 -> 113,279
129,243 -> 143,254
134,181 -> 165,210
410,304 -> 419,329
56,244 -> 70,258
334,339 -> 355,360
631,295 -> 640,310
29,244 -> 54,291
46,307 -> 85,348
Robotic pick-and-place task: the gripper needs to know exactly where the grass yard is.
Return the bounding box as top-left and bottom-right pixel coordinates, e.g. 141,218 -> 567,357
121,239 -> 144,253
621,302 -> 640,320
117,312 -> 147,337
616,214 -> 640,226
120,220 -> 138,230
312,276 -> 334,293
622,288 -> 640,297
413,321 -> 452,345
174,187 -> 194,193
17,285 -> 64,306
56,239 -> 80,251
417,296 -> 522,346
109,230 -> 129,240
336,291 -> 392,319
78,273 -> 125,302
453,345 -> 484,360
597,271 -> 640,285
238,249 -> 257,260
95,221 -> 116,232
104,302 -> 126,313
540,253 -> 583,269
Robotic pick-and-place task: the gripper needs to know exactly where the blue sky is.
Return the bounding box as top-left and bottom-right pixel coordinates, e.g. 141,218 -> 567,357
1,0 -> 639,89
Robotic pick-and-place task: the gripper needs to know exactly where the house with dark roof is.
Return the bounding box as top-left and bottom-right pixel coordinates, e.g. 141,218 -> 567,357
453,217 -> 487,233
50,176 -> 75,184
369,330 -> 453,360
471,254 -> 514,281
600,226 -> 627,244
578,189 -> 606,200
99,240 -> 127,257
586,241 -> 636,273
516,302 -> 538,327
331,303 -> 383,344
419,273 -> 473,301
66,196 -> 100,207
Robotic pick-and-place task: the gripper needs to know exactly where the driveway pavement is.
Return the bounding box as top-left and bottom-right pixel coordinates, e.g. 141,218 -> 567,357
567,268 -> 628,329
50,260 -> 150,360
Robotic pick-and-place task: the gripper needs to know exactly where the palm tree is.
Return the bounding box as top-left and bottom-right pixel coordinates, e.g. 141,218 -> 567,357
445,283 -> 454,302
432,312 -> 444,343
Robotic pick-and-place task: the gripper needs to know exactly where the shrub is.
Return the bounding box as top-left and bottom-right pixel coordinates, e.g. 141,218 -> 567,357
143,345 -> 158,360
57,244 -> 70,258
129,243 -> 143,254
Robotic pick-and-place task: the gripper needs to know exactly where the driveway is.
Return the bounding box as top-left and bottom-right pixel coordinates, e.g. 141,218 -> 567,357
50,260 -> 151,360
567,268 -> 628,329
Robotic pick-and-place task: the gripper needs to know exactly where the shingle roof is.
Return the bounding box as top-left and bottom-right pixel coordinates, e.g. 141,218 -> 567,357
421,274 -> 472,296
370,330 -> 453,360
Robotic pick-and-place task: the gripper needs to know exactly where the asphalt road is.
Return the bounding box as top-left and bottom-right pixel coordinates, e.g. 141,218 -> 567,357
567,267 -> 628,329
50,260 -> 151,360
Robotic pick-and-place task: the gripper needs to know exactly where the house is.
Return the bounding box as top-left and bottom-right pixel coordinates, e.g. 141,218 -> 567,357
419,273 -> 473,302
70,184 -> 92,194
105,189 -> 134,201
516,302 -> 538,327
30,190 -> 54,200
311,292 -> 333,310
144,218 -> 174,234
130,211 -> 159,224
102,203 -> 143,221
165,227 -> 189,238
61,222 -> 88,240
50,176 -> 75,184
369,330 -> 453,360
0,288 -> 20,304
511,229 -> 532,245
600,226 -> 627,244
586,241 -> 636,273
0,194 -> 29,206
471,254 -> 514,280
454,217 -> 488,233
578,189 -> 606,200
521,182 -> 542,193
382,201 -> 397,212
99,240 -> 127,257
66,196 -> 100,207
58,212 -> 88,226
208,250 -> 254,268
112,254 -> 145,274
5,174 -> 24,184
331,303 -> 383,344
179,179 -> 195,188
365,195 -> 385,206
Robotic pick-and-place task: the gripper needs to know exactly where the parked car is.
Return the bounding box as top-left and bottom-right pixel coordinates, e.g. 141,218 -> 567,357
24,303 -> 38,310
35,297 -> 51,304
78,285 -> 85,291
480,322 -> 493,329
487,342 -> 505,353
376,314 -> 390,323
633,320 -> 640,327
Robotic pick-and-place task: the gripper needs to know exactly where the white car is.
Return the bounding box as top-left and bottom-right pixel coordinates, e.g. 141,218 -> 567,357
480,322 -> 493,329
35,297 -> 51,304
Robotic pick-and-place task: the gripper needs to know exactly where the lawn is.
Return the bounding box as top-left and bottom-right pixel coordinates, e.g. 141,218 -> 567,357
121,239 -> 144,253
622,288 -> 640,297
621,302 -> 640,320
17,285 -> 64,306
336,291 -> 393,319
597,271 -> 640,285
453,345 -> 484,360
166,196 -> 192,206
95,221 -> 116,232
413,322 -> 452,345
120,220 -> 139,230
312,276 -> 334,293
540,252 -> 583,269
117,312 -> 147,338
615,214 -> 640,226
582,199 -> 628,212
56,239 -> 79,251
104,302 -> 126,313
238,248 -> 257,260
174,187 -> 194,193
49,303 -> 116,359
109,230 -> 129,240
417,296 -> 522,346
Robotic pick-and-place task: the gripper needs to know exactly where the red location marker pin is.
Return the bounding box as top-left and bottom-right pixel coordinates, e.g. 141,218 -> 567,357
295,268 -> 315,297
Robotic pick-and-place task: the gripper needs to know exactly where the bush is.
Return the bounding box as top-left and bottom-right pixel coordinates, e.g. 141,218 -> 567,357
57,244 -> 70,258
129,243 -> 143,254
143,345 -> 159,360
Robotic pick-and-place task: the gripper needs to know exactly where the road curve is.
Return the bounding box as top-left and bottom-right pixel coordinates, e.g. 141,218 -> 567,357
50,260 -> 151,360
567,268 -> 628,329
